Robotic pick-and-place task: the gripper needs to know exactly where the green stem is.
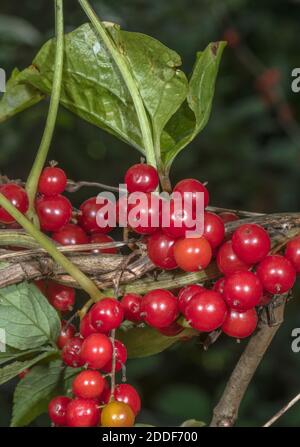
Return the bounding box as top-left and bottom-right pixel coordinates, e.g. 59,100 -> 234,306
78,0 -> 157,169
0,194 -> 102,301
25,0 -> 64,224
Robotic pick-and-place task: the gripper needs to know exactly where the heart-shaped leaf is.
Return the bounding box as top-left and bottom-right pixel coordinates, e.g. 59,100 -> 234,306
0,282 -> 61,350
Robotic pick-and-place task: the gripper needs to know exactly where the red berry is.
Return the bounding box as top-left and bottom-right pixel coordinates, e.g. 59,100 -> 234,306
52,223 -> 88,246
219,212 -> 239,223
125,163 -> 159,193
120,293 -> 143,323
213,278 -> 226,295
38,166 -> 67,196
114,384 -> 141,415
203,212 -> 225,248
57,320 -> 76,350
90,233 -> 117,254
36,194 -> 72,232
173,236 -> 212,272
79,196 -> 112,234
222,308 -> 258,338
159,322 -> 184,336
162,197 -> 196,239
35,280 -> 47,295
47,282 -> 75,312
217,240 -> 249,275
66,398 -> 100,427
178,284 -> 206,314
80,333 -> 113,369
173,178 -> 209,208
184,291 -> 227,332
0,183 -> 29,223
102,340 -> 127,373
48,396 -> 71,426
80,313 -> 97,339
223,271 -> 263,311
72,370 -> 105,400
285,236 -> 300,272
232,224 -> 271,264
62,337 -> 85,368
141,289 -> 178,328
18,368 -> 30,379
256,255 -> 296,294
147,232 -> 177,270
127,192 -> 161,235
90,298 -> 124,333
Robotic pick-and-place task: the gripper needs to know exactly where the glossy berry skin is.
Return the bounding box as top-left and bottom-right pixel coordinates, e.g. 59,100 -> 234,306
173,236 -> 212,272
90,233 -> 117,254
125,163 -> 159,193
203,212 -> 225,249
48,396 -> 71,426
141,289 -> 178,328
127,192 -> 161,235
38,166 -> 67,196
184,291 -> 227,332
0,184 -> 29,223
62,337 -> 85,368
161,197 -> 196,240
80,333 -> 113,370
222,308 -> 258,339
232,224 -> 271,264
52,224 -> 89,246
79,196 -> 112,234
120,293 -> 143,323
102,384 -> 141,415
35,194 -> 72,232
285,236 -> 300,272
256,255 -> 296,294
178,284 -> 206,314
173,178 -> 209,208
101,401 -> 135,428
47,282 -> 75,312
80,313 -> 97,339
57,320 -> 76,350
217,241 -> 249,276
219,212 -> 239,223
147,232 -> 177,270
66,398 -> 100,427
72,370 -> 105,400
223,271 -> 263,311
213,278 -> 226,295
90,298 -> 124,333
102,340 -> 127,373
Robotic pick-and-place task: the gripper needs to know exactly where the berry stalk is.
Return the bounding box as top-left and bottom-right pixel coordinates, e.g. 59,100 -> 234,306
25,0 -> 64,225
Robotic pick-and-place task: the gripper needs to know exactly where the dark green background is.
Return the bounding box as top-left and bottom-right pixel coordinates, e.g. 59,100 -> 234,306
1,0 -> 300,427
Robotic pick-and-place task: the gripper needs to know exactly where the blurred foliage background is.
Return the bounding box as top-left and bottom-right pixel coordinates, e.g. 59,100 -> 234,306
1,0 -> 300,427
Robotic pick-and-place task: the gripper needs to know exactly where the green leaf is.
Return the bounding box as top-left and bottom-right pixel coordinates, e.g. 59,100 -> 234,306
0,347 -> 52,366
0,68 -> 45,123
0,282 -> 61,350
0,350 -> 55,386
11,360 -> 80,427
117,325 -> 197,358
161,41 -> 226,171
180,419 -> 206,427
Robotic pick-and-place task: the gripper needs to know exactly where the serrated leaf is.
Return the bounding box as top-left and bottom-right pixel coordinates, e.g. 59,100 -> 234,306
180,419 -> 206,427
11,360 -> 80,427
117,325 -> 197,358
0,68 -> 44,123
0,350 -> 55,385
0,282 -> 61,350
162,41 -> 226,171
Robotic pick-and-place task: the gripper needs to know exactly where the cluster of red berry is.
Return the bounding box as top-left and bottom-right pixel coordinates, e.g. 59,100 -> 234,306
1,162 -> 300,427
